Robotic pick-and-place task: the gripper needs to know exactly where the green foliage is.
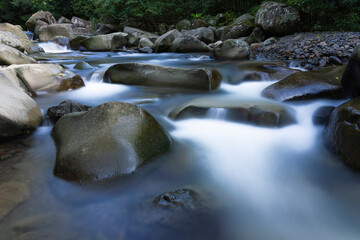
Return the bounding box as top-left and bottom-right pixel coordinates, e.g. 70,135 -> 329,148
191,13 -> 203,19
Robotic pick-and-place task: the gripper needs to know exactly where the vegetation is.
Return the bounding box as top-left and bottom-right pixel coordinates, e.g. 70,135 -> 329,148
0,0 -> 358,32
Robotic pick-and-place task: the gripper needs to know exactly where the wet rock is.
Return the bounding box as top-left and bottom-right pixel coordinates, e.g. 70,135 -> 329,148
0,31 -> 25,52
312,106 -> 335,125
213,39 -> 251,60
154,188 -> 204,211
0,44 -> 36,65
249,27 -> 266,43
104,63 -> 222,91
154,29 -> 182,52
81,32 -> 128,51
49,36 -> 70,47
47,100 -> 91,123
182,27 -> 214,44
323,98 -> 360,170
255,1 -> 300,36
341,47 -> 360,98
38,24 -> 75,42
262,66 -> 346,101
170,35 -> 210,53
74,61 -> 94,70
123,26 -> 159,46
1,64 -> 84,94
69,35 -> 90,50
0,182 -> 29,221
139,37 -> 154,48
139,47 -> 153,53
51,102 -> 173,182
25,11 -> 56,31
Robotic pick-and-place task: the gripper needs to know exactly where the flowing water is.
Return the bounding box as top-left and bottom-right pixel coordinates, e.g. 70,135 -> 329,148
1,42 -> 360,240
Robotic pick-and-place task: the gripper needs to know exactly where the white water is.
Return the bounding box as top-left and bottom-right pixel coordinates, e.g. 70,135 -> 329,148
38,42 -> 71,53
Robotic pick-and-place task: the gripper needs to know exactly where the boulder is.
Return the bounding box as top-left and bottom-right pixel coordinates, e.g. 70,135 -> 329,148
154,29 -> 182,52
0,23 -> 42,53
220,24 -> 254,41
123,26 -> 159,46
312,106 -> 335,125
323,98 -> 360,170
25,11 -> 56,31
0,182 -> 30,221
341,47 -> 360,98
248,27 -> 266,43
69,35 -> 90,50
139,37 -> 154,48
95,23 -> 118,35
261,37 -> 279,47
233,14 -> 255,26
71,16 -> 91,29
47,100 -> 91,123
154,188 -> 204,211
34,20 -> 48,40
169,97 -> 296,128
1,64 -> 84,94
0,74 -> 42,139
104,63 -> 222,91
214,26 -> 225,41
262,66 -> 346,102
58,16 -> 71,24
192,19 -> 208,28
38,24 -> 75,42
255,1 -> 300,36
51,102 -> 173,182
170,35 -> 210,53
159,23 -> 168,35
0,44 -> 36,65
176,19 -> 191,31
0,31 -> 25,52
213,39 -> 251,60
182,27 -> 214,44
74,61 -> 94,70
81,32 -> 128,51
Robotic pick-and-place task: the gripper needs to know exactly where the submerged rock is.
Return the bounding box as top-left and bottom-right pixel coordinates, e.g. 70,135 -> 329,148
262,66 -> 346,101
213,39 -> 251,60
341,47 -> 360,98
170,35 -> 210,53
104,63 -> 222,91
47,100 -> 92,123
0,44 -> 36,65
323,98 -> 360,170
51,102 -> 173,182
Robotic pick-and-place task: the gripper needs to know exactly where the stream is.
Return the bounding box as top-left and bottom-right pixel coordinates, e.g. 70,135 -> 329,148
1,42 -> 360,240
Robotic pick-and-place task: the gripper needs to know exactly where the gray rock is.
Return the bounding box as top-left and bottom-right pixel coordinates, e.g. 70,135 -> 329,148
312,106 -> 335,125
123,26 -> 159,46
104,63 -> 222,91
0,31 -> 25,52
95,23 -> 118,35
0,44 -> 36,65
38,24 -> 75,42
221,24 -> 253,41
213,39 -> 251,60
81,32 -> 128,51
176,19 -> 191,31
0,182 -> 30,221
47,100 -> 91,123
261,37 -> 279,47
71,16 -> 91,29
159,23 -> 168,35
182,27 -> 214,44
233,14 -> 255,26
25,11 -> 56,31
139,37 -> 154,48
57,16 -> 71,24
74,61 -> 94,70
154,29 -> 182,52
170,35 -> 210,53
51,102 -> 173,182
341,47 -> 360,98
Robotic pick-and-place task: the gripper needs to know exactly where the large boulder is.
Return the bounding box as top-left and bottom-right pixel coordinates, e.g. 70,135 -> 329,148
182,27 -> 214,44
1,64 -> 84,94
0,44 -> 36,65
169,97 -> 296,128
47,100 -> 91,123
0,31 -> 25,52
341,47 -> 360,98
104,63 -> 222,91
51,102 -> 173,182
38,24 -> 75,42
0,73 -> 42,139
81,32 -> 128,51
0,23 -> 42,53
262,66 -> 346,102
213,39 -> 251,60
154,29 -> 182,52
25,11 -> 56,31
323,98 -> 360,170
221,24 -> 254,41
34,20 -> 49,40
123,26 -> 159,46
170,35 -> 210,53
255,1 -> 300,36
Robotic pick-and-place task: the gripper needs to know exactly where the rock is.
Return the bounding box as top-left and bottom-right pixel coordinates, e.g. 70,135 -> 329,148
139,37 -> 154,48
69,35 -> 90,50
214,13 -> 226,25
341,47 -> 360,98
81,32 -> 128,51
73,61 -> 94,70
0,23 -> 42,53
329,56 -> 343,65
261,37 -> 279,47
170,35 -> 210,53
312,106 -> 335,125
38,24 -> 75,42
71,16 -> 91,29
213,39 -> 251,60
220,24 -> 253,41
0,31 -> 25,52
262,66 -> 346,102
33,20 -> 48,40
169,97 -> 296,128
47,100 -> 91,123
255,1 -> 300,36
213,26 -> 225,41
192,19 -> 208,28
0,44 -> 36,65
49,36 -> 70,46
154,189 -> 204,211
123,26 -> 159,46
233,14 -> 255,26
154,29 -> 182,52
104,63 -> 222,91
0,74 -> 42,139
176,19 -> 191,31
1,64 -> 84,93
95,23 -> 118,35
51,102 -> 173,182
57,16 -> 71,24
159,23 -> 168,35
25,11 -> 56,31
182,27 -> 214,44
0,182 -> 30,221
323,98 -> 360,170
249,27 -> 266,43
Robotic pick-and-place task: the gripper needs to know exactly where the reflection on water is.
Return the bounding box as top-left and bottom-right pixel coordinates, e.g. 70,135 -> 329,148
0,47 -> 359,240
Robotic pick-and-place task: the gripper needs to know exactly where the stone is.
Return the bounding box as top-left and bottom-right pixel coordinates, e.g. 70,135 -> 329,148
341,47 -> 360,98
182,27 -> 214,44
123,26 -> 159,46
104,63 -> 222,91
95,23 -> 118,35
170,35 -> 211,53
262,66 -> 346,101
0,44 -> 36,65
255,1 -> 300,36
261,37 -> 279,47
51,102 -> 173,182
57,16 -> 71,24
139,37 -> 154,48
154,29 -> 182,52
49,36 -> 70,46
69,35 -> 90,50
47,100 -> 91,123
159,23 -> 168,35
0,182 -> 30,221
38,24 -> 75,42
312,106 -> 335,125
25,11 -> 56,31
213,39 -> 251,60
154,189 -> 204,211
176,19 -> 191,31
71,16 -> 91,29
73,61 -> 94,70
233,14 -> 255,26
0,31 -> 25,52
81,32 -> 128,51
220,24 -> 253,41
